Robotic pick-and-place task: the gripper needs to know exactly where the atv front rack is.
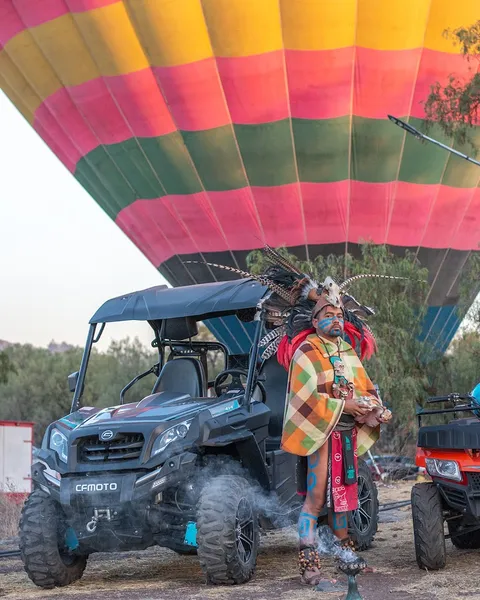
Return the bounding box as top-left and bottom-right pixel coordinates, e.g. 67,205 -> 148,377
416,394 -> 478,428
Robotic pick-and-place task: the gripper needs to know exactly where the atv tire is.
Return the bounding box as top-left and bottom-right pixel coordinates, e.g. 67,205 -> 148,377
19,489 -> 87,588
348,458 -> 379,551
448,519 -> 480,549
197,475 -> 259,585
411,482 -> 446,570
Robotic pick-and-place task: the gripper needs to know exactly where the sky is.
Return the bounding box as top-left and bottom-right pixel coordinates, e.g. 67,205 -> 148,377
0,91 -> 166,351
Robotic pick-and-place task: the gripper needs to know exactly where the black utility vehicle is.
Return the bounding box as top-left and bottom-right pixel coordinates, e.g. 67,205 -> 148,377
21,279 -> 379,588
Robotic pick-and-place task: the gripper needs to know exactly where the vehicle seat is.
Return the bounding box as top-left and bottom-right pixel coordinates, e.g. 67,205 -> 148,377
257,356 -> 288,450
152,357 -> 206,398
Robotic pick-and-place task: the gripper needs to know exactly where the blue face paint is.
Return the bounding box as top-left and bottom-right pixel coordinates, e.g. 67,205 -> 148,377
317,316 -> 344,337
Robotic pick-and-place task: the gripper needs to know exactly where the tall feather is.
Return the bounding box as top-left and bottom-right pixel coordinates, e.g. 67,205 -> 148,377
262,245 -> 303,275
182,260 -> 296,303
339,273 -> 412,290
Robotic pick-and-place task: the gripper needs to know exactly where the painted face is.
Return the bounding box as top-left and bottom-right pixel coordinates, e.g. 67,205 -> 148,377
313,306 -> 344,339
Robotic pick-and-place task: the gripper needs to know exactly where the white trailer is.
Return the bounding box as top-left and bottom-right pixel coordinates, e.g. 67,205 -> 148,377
0,420 -> 33,500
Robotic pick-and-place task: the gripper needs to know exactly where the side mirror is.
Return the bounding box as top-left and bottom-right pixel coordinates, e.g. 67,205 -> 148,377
68,371 -> 79,393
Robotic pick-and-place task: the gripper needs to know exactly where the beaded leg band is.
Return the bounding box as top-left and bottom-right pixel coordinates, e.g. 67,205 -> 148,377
339,536 -> 357,551
298,545 -> 321,576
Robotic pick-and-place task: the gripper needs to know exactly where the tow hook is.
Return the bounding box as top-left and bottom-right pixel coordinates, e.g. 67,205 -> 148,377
86,508 -> 113,533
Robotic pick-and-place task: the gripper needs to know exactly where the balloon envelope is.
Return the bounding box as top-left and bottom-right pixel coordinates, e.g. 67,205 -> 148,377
1,0 -> 479,352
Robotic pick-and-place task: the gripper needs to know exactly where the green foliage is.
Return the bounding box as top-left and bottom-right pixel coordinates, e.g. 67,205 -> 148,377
0,350 -> 15,385
248,243 -> 432,451
424,21 -> 480,149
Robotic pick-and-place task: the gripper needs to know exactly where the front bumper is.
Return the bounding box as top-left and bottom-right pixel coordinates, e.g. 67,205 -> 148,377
435,472 -> 480,518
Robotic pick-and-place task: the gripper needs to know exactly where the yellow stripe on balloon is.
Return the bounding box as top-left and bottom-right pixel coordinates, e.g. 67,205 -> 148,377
74,2 -> 149,75
201,0 -> 283,57
356,0 -> 432,50
280,0 -> 356,50
424,0 -> 480,53
125,0 -> 213,67
0,72 -> 34,124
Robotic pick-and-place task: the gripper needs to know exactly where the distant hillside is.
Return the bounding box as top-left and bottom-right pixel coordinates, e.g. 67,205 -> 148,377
0,340 -> 74,353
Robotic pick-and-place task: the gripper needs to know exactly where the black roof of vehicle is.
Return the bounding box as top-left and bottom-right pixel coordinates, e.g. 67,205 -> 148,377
90,279 -> 268,324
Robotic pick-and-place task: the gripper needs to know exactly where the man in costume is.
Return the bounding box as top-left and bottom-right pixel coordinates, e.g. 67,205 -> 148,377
281,290 -> 391,585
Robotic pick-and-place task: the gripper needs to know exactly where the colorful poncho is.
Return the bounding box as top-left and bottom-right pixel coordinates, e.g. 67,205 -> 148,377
281,333 -> 381,457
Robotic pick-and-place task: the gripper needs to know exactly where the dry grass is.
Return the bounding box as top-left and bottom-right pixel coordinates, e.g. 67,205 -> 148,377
0,493 -> 23,539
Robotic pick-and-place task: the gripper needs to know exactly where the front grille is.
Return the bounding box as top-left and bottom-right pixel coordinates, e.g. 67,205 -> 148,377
442,487 -> 467,508
468,472 -> 480,491
78,433 -> 144,463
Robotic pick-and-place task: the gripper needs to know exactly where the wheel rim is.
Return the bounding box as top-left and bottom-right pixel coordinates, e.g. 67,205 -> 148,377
351,475 -> 373,534
235,498 -> 254,564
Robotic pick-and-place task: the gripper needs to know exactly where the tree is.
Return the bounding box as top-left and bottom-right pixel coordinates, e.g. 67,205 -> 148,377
247,243 -> 431,452
0,350 -> 15,385
424,21 -> 480,149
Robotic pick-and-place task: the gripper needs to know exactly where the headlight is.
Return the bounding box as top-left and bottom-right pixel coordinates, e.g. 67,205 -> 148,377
425,458 -> 462,481
151,420 -> 192,457
49,428 -> 68,463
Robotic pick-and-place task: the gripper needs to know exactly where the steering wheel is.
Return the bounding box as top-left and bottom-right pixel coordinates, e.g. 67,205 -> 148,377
213,369 -> 267,403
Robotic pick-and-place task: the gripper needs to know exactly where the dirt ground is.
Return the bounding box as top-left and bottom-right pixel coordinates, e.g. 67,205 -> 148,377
1,481 -> 480,600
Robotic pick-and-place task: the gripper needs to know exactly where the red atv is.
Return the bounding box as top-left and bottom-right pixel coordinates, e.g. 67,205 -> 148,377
412,393 -> 480,570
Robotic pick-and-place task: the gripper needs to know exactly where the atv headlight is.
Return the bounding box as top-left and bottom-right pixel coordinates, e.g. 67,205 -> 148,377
425,458 -> 461,481
151,420 -> 192,457
49,428 -> 68,463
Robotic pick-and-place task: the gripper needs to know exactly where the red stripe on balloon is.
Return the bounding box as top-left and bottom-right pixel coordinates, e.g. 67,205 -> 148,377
411,49 -> 479,118
0,0 -> 120,48
301,181 -> 349,242
116,181 -> 480,266
153,59 -> 232,131
450,187 -> 480,251
421,185 -> 477,249
33,69 -> 177,164
286,48 -> 354,119
216,51 -> 290,124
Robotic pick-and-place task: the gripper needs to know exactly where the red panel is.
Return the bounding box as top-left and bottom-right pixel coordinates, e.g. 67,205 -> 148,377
34,110 -> 81,172
411,49 -> 480,118
216,51 -> 289,124
354,47 -> 421,119
207,188 -> 265,249
251,183 -> 306,247
34,71 -> 176,162
0,0 -> 120,48
116,198 -> 197,265
285,48 -> 353,119
301,181 -> 349,244
348,180 -> 394,244
386,182 -> 438,247
450,187 -> 480,250
154,59 -> 231,131
421,186 -> 476,248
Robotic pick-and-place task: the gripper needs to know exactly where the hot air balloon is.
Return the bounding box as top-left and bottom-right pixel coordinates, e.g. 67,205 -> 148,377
1,0 -> 479,354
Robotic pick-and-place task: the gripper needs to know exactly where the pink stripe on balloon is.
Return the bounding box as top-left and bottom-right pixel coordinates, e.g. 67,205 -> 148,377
348,180 -> 394,244
386,181 -> 438,247
353,47 -> 422,119
251,184 -> 306,247
411,49 -> 480,118
33,70 -> 176,160
301,181 -> 349,243
216,51 -> 289,124
0,0 -> 120,48
286,48 -> 354,120
450,187 -> 480,251
421,186 -> 476,249
153,59 -> 231,131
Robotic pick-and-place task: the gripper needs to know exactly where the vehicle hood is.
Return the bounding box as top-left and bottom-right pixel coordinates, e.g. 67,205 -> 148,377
57,392 -> 218,431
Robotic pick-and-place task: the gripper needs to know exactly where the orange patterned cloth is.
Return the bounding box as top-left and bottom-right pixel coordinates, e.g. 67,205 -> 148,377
281,333 -> 381,457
